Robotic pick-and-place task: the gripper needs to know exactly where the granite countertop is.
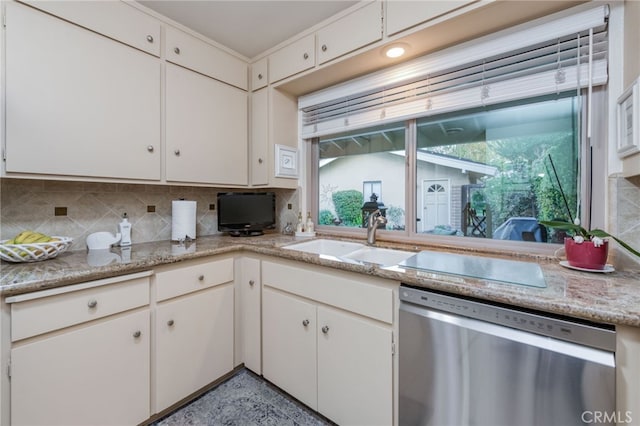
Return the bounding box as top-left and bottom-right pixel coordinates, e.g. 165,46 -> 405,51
1,234 -> 639,327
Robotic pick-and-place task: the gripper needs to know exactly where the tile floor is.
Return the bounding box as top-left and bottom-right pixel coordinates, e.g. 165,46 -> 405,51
153,368 -> 334,426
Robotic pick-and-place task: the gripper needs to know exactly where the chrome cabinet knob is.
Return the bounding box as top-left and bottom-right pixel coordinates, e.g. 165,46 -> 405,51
303,52 -> 309,60
174,149 -> 180,156
87,299 -> 97,308
174,47 -> 181,54
321,44 -> 327,52
302,319 -> 310,327
167,319 -> 175,327
133,330 -> 142,338
258,73 -> 263,80
249,279 -> 255,286
258,158 -> 263,164
147,145 -> 154,152
198,274 -> 204,281
146,35 -> 154,43
322,325 -> 329,334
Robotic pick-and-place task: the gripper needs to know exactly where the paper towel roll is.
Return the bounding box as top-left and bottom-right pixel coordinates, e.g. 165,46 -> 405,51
171,200 -> 197,241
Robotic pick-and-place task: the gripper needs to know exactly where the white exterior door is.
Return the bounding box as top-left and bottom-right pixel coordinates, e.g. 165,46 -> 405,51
422,179 -> 450,232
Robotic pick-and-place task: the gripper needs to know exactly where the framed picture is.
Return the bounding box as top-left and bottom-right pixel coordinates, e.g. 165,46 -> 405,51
617,78 -> 640,158
275,144 -> 299,178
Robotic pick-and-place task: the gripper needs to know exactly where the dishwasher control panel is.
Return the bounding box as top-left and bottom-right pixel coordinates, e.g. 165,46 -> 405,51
400,285 -> 616,352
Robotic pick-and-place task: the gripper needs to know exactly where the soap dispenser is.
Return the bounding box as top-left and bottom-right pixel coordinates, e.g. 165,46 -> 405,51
119,213 -> 132,246
305,212 -> 314,233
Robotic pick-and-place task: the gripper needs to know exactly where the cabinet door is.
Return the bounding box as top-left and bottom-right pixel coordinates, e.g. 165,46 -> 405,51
386,0 -> 475,36
250,88 -> 269,186
11,310 -> 150,426
262,287 -> 317,410
155,284 -> 234,412
269,34 -> 315,83
5,2 -> 161,180
317,0 -> 382,65
166,63 -> 248,185
317,305 -> 393,426
237,257 -> 262,373
251,57 -> 268,91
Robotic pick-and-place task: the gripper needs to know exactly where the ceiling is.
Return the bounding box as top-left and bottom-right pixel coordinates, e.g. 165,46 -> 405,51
138,1 -> 358,59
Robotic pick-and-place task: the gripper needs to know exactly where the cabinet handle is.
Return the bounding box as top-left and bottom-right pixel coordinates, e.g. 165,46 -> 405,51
249,279 -> 255,286
133,330 -> 142,338
302,319 -> 310,327
258,158 -> 263,164
174,47 -> 181,54
146,35 -> 154,43
322,325 -> 329,334
258,73 -> 263,80
147,145 -> 154,152
303,52 -> 309,60
174,149 -> 181,156
321,44 -> 327,52
87,299 -> 98,309
198,274 -> 205,281
167,319 -> 175,327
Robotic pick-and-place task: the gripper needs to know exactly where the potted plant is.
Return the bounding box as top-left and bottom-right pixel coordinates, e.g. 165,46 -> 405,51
540,219 -> 640,270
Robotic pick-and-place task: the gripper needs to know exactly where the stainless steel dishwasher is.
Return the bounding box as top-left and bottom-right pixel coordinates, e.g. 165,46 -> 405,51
399,285 -> 616,426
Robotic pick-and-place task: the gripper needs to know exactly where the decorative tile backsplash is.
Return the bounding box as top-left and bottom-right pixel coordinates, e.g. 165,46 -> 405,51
610,174 -> 640,268
0,178 -> 298,251
2,176 -> 639,268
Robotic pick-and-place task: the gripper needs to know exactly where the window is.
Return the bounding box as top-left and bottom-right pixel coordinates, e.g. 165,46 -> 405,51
316,122 -> 405,229
416,94 -> 580,243
363,181 -> 382,203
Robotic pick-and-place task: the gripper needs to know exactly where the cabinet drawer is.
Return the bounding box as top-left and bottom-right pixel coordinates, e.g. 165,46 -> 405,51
22,0 -> 161,56
262,260 -> 393,324
10,275 -> 150,342
317,0 -> 382,65
269,34 -> 315,83
165,26 -> 248,90
155,257 -> 234,301
251,58 -> 268,90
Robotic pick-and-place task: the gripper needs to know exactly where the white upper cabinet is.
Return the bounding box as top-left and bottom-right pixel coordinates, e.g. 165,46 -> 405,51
22,0 -> 161,56
5,2 -> 161,181
251,58 -> 269,91
317,0 -> 382,65
165,26 -> 248,91
250,88 -> 269,186
269,34 -> 315,83
165,63 -> 248,185
385,0 -> 476,36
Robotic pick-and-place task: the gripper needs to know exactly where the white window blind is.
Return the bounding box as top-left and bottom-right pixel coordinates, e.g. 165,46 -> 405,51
299,5 -> 608,138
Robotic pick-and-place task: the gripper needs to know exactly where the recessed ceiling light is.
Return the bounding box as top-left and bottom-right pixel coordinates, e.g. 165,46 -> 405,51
384,43 -> 409,58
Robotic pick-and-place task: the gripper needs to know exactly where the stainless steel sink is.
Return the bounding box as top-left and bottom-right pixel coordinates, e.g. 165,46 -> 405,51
283,239 -> 414,267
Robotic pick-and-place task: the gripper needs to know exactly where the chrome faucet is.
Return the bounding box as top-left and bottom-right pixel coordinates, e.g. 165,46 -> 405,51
366,209 -> 388,246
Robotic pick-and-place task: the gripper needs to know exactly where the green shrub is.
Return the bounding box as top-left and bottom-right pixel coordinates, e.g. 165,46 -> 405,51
319,210 -> 336,226
332,190 -> 363,227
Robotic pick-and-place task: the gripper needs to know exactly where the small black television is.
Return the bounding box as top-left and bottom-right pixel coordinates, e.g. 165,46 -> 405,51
217,192 -> 276,236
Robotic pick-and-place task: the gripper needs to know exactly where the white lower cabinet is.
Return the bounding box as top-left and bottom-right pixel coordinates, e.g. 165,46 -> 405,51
317,305 -> 392,426
7,273 -> 152,426
154,284 -> 234,412
262,260 -> 394,425
153,257 -> 236,414
263,287 -> 318,410
236,257 -> 262,374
